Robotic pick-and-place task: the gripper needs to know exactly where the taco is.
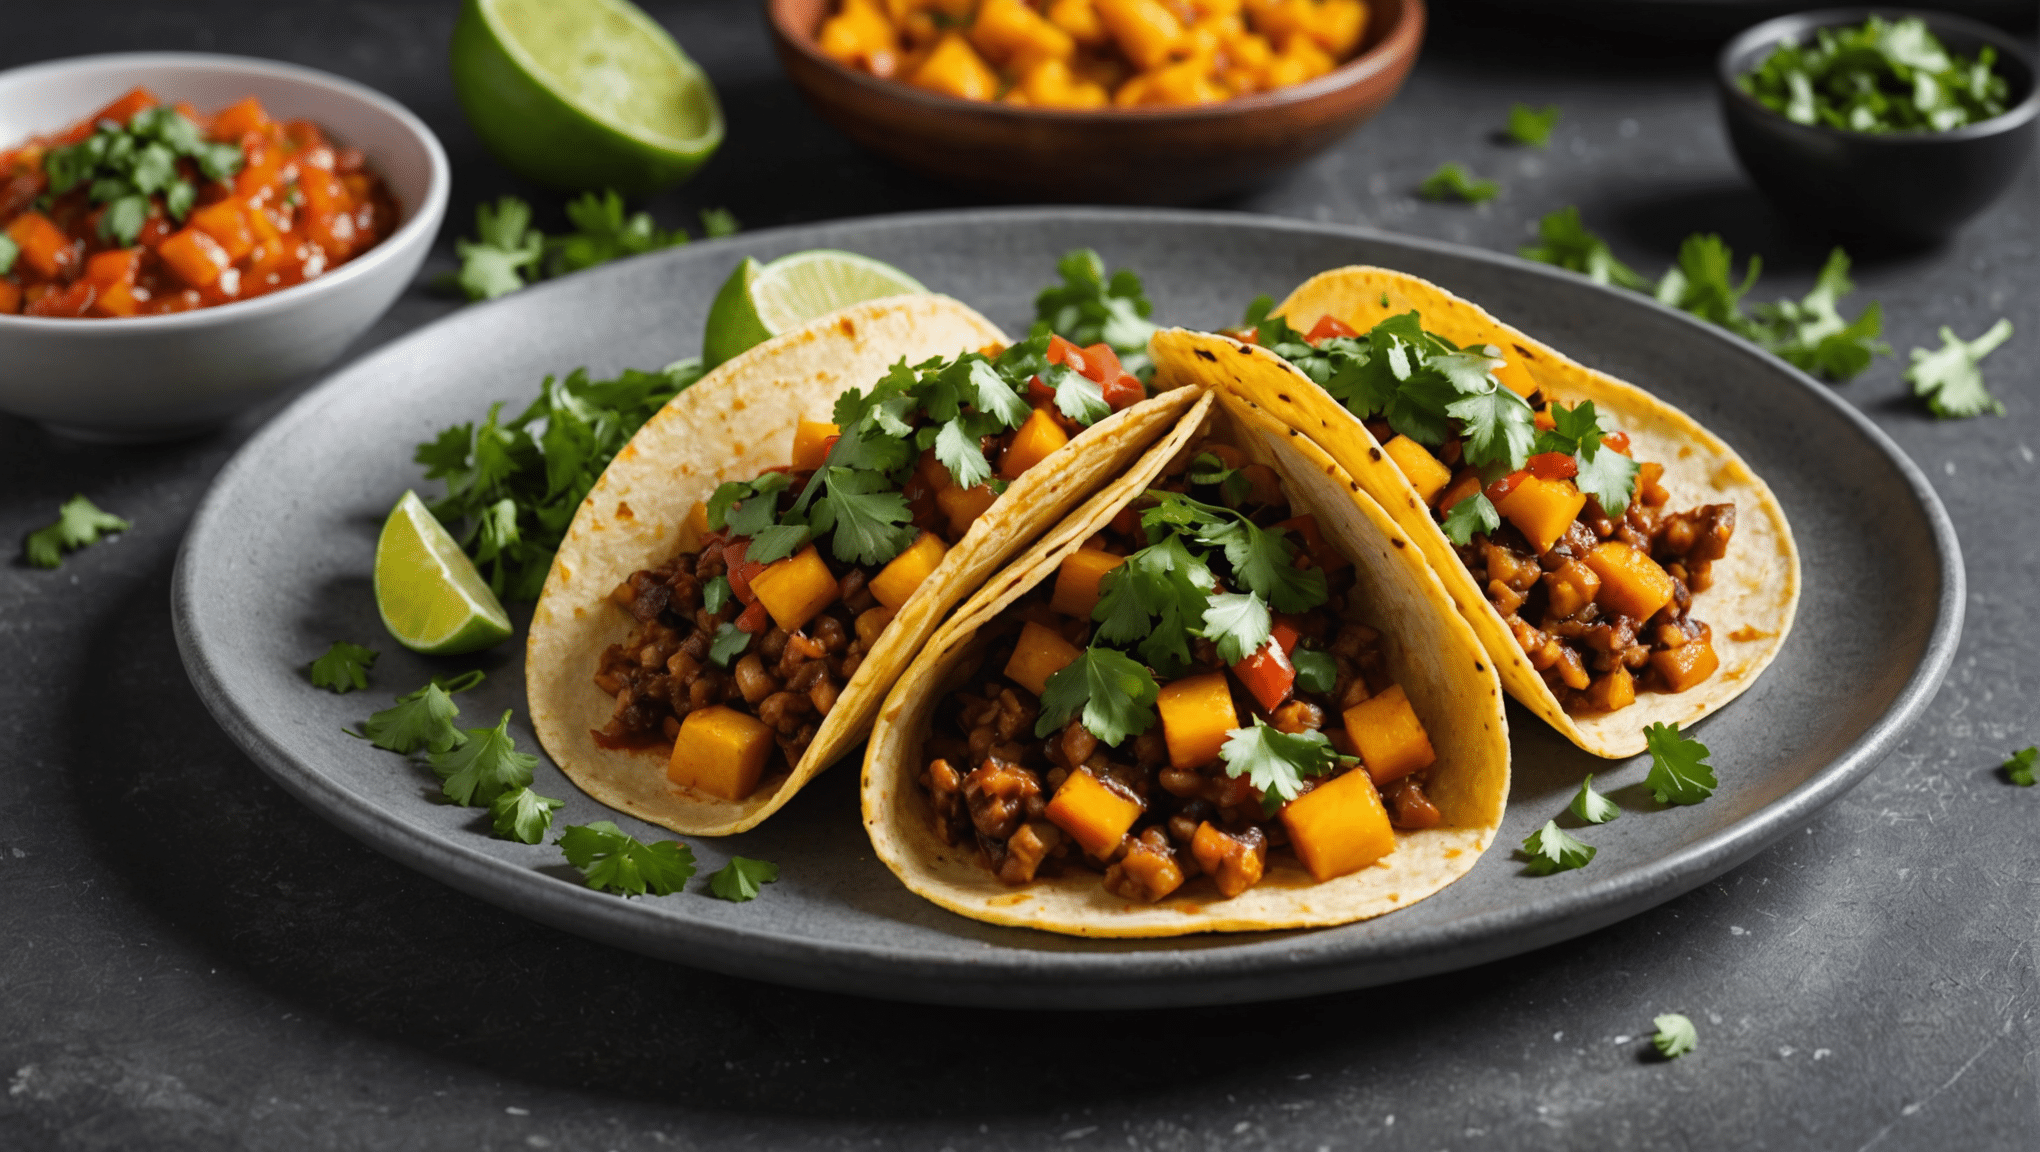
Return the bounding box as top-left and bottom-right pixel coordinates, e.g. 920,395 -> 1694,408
1153,266 -> 1799,758
527,295 -> 1204,835
862,387 -> 1510,936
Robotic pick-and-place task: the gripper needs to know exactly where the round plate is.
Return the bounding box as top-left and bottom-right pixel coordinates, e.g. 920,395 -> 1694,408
173,208 -> 1961,1009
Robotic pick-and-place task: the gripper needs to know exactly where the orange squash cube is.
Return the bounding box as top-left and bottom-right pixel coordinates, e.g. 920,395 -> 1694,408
790,418 -> 840,472
1158,671 -> 1239,770
936,482 -> 998,538
157,227 -> 230,288
1583,665 -> 1637,712
908,32 -> 1000,101
1045,769 -> 1144,858
0,281 -> 24,315
1282,768 -> 1397,881
90,281 -> 140,318
1651,638 -> 1719,692
1582,540 -> 1676,621
209,96 -> 268,141
1048,0 -> 1109,45
187,199 -> 255,263
6,212 -> 75,280
1004,620 -> 1084,697
1381,435 -> 1452,505
1096,0 -> 1185,69
747,545 -> 839,633
1050,548 -> 1125,619
83,247 -> 141,289
1342,683 -> 1436,785
869,530 -> 948,611
999,406 -> 1071,480
972,0 -> 1076,65
1496,475 -> 1586,554
668,705 -> 775,801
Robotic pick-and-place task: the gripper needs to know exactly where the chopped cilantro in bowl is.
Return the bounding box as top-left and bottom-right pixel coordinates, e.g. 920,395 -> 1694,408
1738,15 -> 2012,134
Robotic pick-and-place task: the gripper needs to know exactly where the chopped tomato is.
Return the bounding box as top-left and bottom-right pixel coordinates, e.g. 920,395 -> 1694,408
1080,342 -> 1122,381
1102,373 -> 1145,411
1527,451 -> 1579,480
1231,621 -> 1302,713
1484,470 -> 1529,504
735,599 -> 771,633
1602,431 -> 1632,456
1306,315 -> 1359,343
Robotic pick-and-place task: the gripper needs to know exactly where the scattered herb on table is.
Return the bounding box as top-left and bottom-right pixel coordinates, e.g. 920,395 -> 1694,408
557,821 -> 696,897
544,189 -> 689,278
1520,206 -> 1651,291
1506,102 -> 1561,147
1032,248 -> 1159,379
709,857 -> 780,902
22,495 -> 131,569
1522,819 -> 1596,875
1907,319 -> 2014,419
1643,721 -> 1717,805
42,106 -> 243,245
429,709 -> 538,807
453,196 -> 543,301
451,191 -> 740,301
1653,1013 -> 1698,1059
1419,163 -> 1499,203
699,207 -> 741,238
490,786 -> 565,844
2003,746 -> 2037,787
357,670 -> 485,754
1740,16 -> 2010,134
1571,774 -> 1621,824
309,641 -> 378,693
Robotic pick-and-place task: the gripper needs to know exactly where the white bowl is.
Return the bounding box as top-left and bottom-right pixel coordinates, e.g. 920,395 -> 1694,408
0,53 -> 449,441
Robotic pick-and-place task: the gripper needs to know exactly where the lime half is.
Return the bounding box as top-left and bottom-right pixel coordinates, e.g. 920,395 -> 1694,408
451,0 -> 723,193
702,250 -> 928,368
375,491 -> 515,655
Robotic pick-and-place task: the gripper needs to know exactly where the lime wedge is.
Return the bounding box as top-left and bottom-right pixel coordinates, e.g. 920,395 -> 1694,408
375,491 -> 515,655
451,0 -> 723,193
702,250 -> 928,367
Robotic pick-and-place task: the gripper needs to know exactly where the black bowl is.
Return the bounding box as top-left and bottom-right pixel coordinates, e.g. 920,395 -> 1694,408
1718,8 -> 2038,243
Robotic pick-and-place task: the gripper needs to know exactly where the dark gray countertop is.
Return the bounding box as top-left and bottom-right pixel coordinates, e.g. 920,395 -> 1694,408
3,3 -> 2035,1149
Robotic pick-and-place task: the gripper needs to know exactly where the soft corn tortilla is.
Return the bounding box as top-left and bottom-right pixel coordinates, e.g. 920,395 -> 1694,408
862,389 -> 1511,937
528,294 -> 1206,836
1153,265 -> 1801,759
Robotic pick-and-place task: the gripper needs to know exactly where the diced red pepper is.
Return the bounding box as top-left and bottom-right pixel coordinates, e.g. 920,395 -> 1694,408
1046,333 -> 1088,376
1102,374 -> 1144,411
1027,376 -> 1057,405
1484,470 -> 1529,504
1080,342 -> 1121,382
1232,621 -> 1302,714
1601,431 -> 1632,456
1528,451 -> 1579,480
1306,315 -> 1359,343
735,599 -> 770,633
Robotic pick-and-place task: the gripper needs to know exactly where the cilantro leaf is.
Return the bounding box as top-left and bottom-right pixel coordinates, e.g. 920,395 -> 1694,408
1293,649 -> 1338,694
1745,248 -> 1889,381
1907,319 -> 2013,419
490,786 -> 564,844
1031,248 -> 1159,378
1520,207 -> 1650,291
1739,16 -> 2009,133
1506,102 -> 1560,147
708,622 -> 751,668
1201,591 -> 1272,665
1223,518 -> 1327,614
708,856 -> 780,902
361,681 -> 468,754
964,357 -> 1033,427
557,821 -> 696,897
429,710 -> 538,807
702,575 -> 732,614
1218,719 -> 1354,815
1643,721 -> 1717,805
546,189 -> 688,277
2003,746 -> 2037,787
1521,819 -> 1596,875
455,197 -> 544,301
1570,773 -> 1621,823
1575,446 -> 1640,515
1446,385 -> 1536,472
1035,648 -> 1161,747
22,494 -> 131,568
1654,233 -> 1760,330
309,641 -> 378,693
1419,163 -> 1499,203
808,467 -> 917,566
744,523 -> 810,565
0,232 -> 17,276
699,207 -> 740,238
1652,1013 -> 1697,1059
1046,362 -> 1110,425
934,416 -> 995,490
1441,492 -> 1500,545
40,107 -> 239,245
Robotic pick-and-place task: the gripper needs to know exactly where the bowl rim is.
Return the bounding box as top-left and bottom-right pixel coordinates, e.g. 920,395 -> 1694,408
0,50 -> 450,333
765,0 -> 1427,124
1717,6 -> 2040,143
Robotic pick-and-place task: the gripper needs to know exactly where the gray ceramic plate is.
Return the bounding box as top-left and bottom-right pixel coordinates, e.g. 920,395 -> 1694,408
173,208 -> 1961,1009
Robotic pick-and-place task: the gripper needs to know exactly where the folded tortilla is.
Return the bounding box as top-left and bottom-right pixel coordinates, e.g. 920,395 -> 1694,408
528,294 -> 1205,835
862,388 -> 1511,936
1152,266 -> 1800,758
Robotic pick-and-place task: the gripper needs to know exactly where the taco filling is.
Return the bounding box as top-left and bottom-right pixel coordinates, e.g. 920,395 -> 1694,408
1233,308 -> 1737,717
591,333 -> 1148,801
916,435 -> 1443,904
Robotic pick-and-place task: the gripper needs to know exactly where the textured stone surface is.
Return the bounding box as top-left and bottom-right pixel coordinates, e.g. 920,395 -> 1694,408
1,2 -> 2035,1149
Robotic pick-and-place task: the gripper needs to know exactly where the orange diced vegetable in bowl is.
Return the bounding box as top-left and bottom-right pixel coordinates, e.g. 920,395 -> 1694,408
668,705 -> 776,801
1496,475 -> 1587,554
1341,683 -> 1435,785
748,545 -> 840,632
1582,540 -> 1676,621
870,530 -> 948,610
1050,548 -> 1125,619
1281,767 -> 1397,881
188,199 -> 255,263
7,212 -> 75,280
1005,620 -> 1084,697
157,227 -> 231,288
1157,671 -> 1239,770
1045,769 -> 1144,858
910,32 -> 1001,100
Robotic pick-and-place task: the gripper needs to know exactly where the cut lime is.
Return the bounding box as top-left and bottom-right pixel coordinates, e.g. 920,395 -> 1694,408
375,491 -> 515,655
702,250 -> 928,368
450,0 -> 723,193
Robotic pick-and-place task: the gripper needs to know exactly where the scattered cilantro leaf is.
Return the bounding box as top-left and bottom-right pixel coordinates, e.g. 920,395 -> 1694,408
1520,207 -> 1650,291
1746,249 -> 1889,381
546,189 -> 689,277
1643,721 -> 1717,805
455,196 -> 544,300
557,821 -> 696,897
361,681 -> 468,754
1907,319 -> 2013,419
1201,591 -> 1272,665
490,786 -> 564,844
934,416 -> 995,490
429,710 -> 538,807
452,191 -> 706,300
1521,819 -> 1596,875
1655,233 -> 1759,329
964,358 -> 1033,427
1293,649 -> 1338,694
1035,648 -> 1161,747
744,523 -> 810,565
1031,248 -> 1159,379
2003,746 -> 2037,787
1506,102 -> 1560,146
1571,774 -> 1621,823
22,494 -> 131,568
1219,719 -> 1354,815
1419,163 -> 1499,203
708,622 -> 751,668
1653,1013 -> 1697,1059
1441,492 -> 1500,546
309,642 -> 378,694
708,856 -> 780,902
699,207 -> 740,238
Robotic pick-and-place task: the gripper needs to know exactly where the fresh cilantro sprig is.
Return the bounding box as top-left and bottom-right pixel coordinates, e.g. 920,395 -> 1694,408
357,670 -> 485,754
430,709 -> 538,807
491,786 -> 565,844
1219,719 -> 1356,815
1571,774 -> 1621,824
2002,746 -> 2037,786
1643,721 -> 1716,805
22,495 -> 130,568
557,821 -> 697,897
1035,647 -> 1160,747
709,857 -> 780,902
1536,400 -> 1640,513
545,189 -> 689,277
1419,163 -> 1499,203
1506,103 -> 1561,147
1031,248 -> 1159,379
309,642 -> 378,694
450,192 -> 739,301
453,197 -> 543,301
1520,207 -> 1651,291
1441,491 -> 1501,547
1746,249 -> 1890,380
43,105 -> 242,245
1652,1013 -> 1697,1059
1521,819 -> 1596,874
1907,319 -> 2013,419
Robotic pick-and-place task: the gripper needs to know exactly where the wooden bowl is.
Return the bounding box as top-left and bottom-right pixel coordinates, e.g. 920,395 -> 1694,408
766,0 -> 1426,204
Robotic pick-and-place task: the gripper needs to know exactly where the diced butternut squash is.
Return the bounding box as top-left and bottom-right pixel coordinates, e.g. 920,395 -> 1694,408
819,0 -> 901,77
1381,435 -> 1451,506
1541,558 -> 1601,620
1433,469 -> 1484,517
156,226 -> 230,288
791,418 -> 840,472
83,247 -> 141,289
1496,475 -> 1586,554
209,96 -> 268,141
1095,0 -> 1187,69
1158,671 -> 1238,770
1582,540 -> 1676,621
1045,769 -> 1144,858
188,199 -> 254,263
1281,767 -> 1397,881
936,482 -> 998,538
869,530 -> 947,610
668,706 -> 775,800
0,281 -> 21,315
971,0 -> 1076,65
1342,683 -> 1436,785
1651,638 -> 1718,692
1004,620 -> 1084,697
1013,56 -> 1110,108
1050,548 -> 1125,619
999,406 -> 1070,480
1583,665 -> 1636,712
1048,0 -> 1109,45
747,545 -> 839,633
6,212 -> 74,280
908,32 -> 1000,101
91,282 -> 140,318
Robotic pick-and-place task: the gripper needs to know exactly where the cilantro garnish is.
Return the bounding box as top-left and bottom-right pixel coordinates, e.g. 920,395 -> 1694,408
1092,533 -> 1215,677
1506,102 -> 1561,147
2003,746 -> 2037,787
1035,648 -> 1161,747
1652,1013 -> 1697,1059
1643,721 -> 1717,805
490,786 -> 564,844
1418,163 -> 1499,203
1746,249 -> 1890,380
1655,233 -> 1761,330
22,494 -> 130,569
1046,362 -> 1110,424
1519,207 -> 1651,291
0,233 -> 19,276
1441,492 -> 1500,546
805,466 -> 917,566
1907,319 -> 2013,419
450,192 -> 739,302
429,710 -> 538,807
1031,248 -> 1159,379
1189,451 -> 1254,505
708,856 -> 780,902
1521,819 -> 1596,874
1536,400 -> 1639,513
702,575 -> 732,614
1202,591 -> 1272,665
1219,719 -> 1355,815
699,207 -> 741,238
545,189 -> 688,277
359,671 -> 484,754
453,197 -> 543,301
557,821 -> 696,897
1293,649 -> 1338,694
707,622 -> 752,668
43,105 -> 242,245
1571,774 -> 1621,824
1740,16 -> 2008,133
309,642 -> 378,694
